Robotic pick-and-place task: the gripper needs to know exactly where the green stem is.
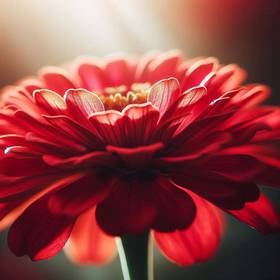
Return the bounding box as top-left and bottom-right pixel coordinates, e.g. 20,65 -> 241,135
117,231 -> 153,280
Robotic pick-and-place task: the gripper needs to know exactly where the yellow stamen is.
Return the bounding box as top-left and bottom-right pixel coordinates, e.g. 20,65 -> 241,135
98,83 -> 150,111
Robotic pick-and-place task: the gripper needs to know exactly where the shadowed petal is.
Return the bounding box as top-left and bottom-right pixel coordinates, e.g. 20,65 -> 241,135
152,178 -> 196,232
96,179 -> 158,236
0,156 -> 53,177
199,154 -> 263,182
8,195 -> 75,260
173,174 -> 259,210
48,173 -> 113,217
106,142 -> 164,168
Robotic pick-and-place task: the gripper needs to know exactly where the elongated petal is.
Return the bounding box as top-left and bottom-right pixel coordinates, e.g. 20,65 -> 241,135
8,195 -> 75,260
48,173 -> 113,216
160,132 -> 231,161
64,89 -> 104,122
89,113 -> 124,146
173,174 -> 259,210
200,154 -> 263,182
33,89 -> 66,115
181,58 -> 218,90
43,151 -> 118,169
207,64 -> 247,95
158,86 -> 207,139
43,115 -> 98,147
122,103 -> 160,146
148,78 -> 180,117
154,191 -> 224,266
64,208 -> 116,265
0,172 -> 85,208
0,156 -> 53,177
216,145 -> 280,188
227,193 -> 280,234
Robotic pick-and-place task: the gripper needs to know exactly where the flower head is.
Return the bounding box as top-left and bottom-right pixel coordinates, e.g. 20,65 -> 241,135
0,51 -> 280,265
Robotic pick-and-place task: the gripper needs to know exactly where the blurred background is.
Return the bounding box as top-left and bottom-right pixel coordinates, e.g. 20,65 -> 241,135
0,0 -> 280,279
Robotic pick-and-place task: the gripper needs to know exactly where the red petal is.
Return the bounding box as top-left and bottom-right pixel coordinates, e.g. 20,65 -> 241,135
173,174 -> 259,210
11,111 -> 86,153
200,154 -> 263,182
208,64 -> 247,95
158,86 -> 207,138
152,179 -> 196,232
122,103 -> 160,146
43,115 -> 99,148
181,58 -> 218,90
0,156 -> 53,177
48,173 -> 113,217
33,89 -> 66,115
235,84 -> 270,108
8,196 -> 75,260
18,77 -> 42,94
89,103 -> 159,147
230,123 -> 271,145
64,207 -> 116,265
39,67 -> 76,94
88,110 -> 124,145
154,191 -> 224,266
96,179 -> 158,235
228,193 -> 280,234
105,58 -> 131,86
64,89 -> 104,122
161,132 -> 231,161
106,142 -> 164,168
0,172 -> 85,202
149,51 -> 182,82
216,145 -> 280,188
43,151 -> 118,169
180,86 -> 207,106
0,173 -> 85,231
0,87 -> 41,118
0,200 -> 25,224
148,78 -> 180,117
135,51 -> 159,82
78,62 -> 107,90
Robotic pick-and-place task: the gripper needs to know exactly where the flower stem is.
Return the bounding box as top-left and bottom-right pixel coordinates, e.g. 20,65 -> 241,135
117,231 -> 153,280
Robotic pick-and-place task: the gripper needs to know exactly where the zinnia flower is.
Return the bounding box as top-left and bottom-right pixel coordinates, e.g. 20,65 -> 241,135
0,50 -> 279,267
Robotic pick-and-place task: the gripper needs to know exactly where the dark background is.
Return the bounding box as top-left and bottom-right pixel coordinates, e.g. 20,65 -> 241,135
0,0 -> 280,279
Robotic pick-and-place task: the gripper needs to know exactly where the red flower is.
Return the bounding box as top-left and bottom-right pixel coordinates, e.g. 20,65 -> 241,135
0,51 -> 279,266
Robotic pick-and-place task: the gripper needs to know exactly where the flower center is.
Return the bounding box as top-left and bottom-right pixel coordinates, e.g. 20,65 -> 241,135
97,83 -> 150,111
